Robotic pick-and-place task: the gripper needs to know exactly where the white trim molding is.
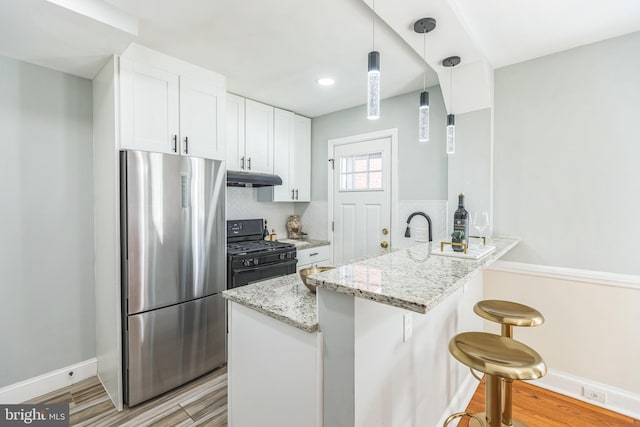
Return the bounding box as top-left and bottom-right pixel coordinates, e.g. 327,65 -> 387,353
0,358 -> 97,404
532,369 -> 640,420
488,260 -> 640,290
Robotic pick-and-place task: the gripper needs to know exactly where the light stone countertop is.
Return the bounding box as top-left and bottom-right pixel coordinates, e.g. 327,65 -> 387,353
223,236 -> 519,333
223,273 -> 318,333
278,238 -> 330,250
308,236 -> 520,314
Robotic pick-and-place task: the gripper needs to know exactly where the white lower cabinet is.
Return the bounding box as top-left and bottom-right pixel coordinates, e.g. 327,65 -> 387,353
228,302 -> 321,427
296,245 -> 331,272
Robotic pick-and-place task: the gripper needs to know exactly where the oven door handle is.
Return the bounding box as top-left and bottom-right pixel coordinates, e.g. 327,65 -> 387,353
233,259 -> 298,274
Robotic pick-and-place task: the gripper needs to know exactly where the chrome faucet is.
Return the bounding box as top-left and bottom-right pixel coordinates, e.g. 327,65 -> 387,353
404,212 -> 433,242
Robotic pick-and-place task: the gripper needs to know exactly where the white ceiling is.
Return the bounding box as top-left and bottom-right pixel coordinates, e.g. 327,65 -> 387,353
1,0 -> 639,118
100,0 -> 435,118
448,0 -> 640,68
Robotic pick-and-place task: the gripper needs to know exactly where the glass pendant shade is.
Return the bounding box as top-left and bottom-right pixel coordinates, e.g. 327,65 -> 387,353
418,91 -> 430,142
367,51 -> 380,120
446,114 -> 455,154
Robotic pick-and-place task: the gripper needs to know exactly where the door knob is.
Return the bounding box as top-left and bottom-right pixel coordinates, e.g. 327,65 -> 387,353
382,228 -> 389,235
380,241 -> 389,249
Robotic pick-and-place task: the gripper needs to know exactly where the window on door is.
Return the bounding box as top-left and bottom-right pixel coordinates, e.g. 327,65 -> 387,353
339,152 -> 383,191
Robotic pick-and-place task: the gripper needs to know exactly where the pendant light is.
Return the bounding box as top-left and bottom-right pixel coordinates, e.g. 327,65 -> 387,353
367,0 -> 380,120
443,56 -> 461,154
413,18 -> 436,142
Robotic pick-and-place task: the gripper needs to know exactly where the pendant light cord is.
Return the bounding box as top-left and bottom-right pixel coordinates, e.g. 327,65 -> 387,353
422,30 -> 426,91
372,0 -> 375,50
449,65 -> 453,113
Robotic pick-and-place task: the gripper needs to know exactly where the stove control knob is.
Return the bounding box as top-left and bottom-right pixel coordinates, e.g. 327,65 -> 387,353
253,258 -> 259,266
287,252 -> 293,259
243,259 -> 251,267
279,253 -> 286,260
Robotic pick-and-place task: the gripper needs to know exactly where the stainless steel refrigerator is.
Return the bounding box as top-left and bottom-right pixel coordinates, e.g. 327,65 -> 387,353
120,150 -> 226,406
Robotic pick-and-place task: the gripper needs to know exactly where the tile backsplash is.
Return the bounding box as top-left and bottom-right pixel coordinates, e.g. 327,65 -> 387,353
226,187 -> 294,238
227,189 -> 449,248
294,201 -> 329,240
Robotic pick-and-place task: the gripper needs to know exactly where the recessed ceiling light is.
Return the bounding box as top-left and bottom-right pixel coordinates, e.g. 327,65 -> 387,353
317,78 -> 335,86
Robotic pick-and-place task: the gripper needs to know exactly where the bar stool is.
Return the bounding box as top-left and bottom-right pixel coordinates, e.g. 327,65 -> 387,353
444,332 -> 546,427
474,300 -> 544,426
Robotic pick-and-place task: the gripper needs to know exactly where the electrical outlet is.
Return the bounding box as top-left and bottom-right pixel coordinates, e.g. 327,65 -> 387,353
582,386 -> 607,404
403,314 -> 412,342
414,227 -> 428,242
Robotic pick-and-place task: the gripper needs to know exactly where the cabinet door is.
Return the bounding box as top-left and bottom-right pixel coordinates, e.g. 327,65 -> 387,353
292,115 -> 311,202
226,93 -> 246,171
244,99 -> 274,174
179,76 -> 225,160
273,108 -> 294,201
120,57 -> 179,154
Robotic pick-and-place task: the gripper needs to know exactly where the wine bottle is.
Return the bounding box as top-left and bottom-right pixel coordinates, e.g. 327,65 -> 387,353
453,193 -> 469,246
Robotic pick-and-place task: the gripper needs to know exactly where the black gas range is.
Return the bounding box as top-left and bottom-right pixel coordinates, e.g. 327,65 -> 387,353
226,219 -> 297,289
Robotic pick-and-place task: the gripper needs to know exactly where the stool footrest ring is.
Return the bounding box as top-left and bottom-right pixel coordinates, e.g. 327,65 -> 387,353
443,411 -> 486,427
470,367 -> 485,383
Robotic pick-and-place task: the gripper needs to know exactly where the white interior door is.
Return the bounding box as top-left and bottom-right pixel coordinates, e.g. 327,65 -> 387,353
332,137 -> 391,264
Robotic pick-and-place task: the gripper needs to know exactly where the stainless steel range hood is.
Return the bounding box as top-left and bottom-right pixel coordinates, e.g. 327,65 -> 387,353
226,170 -> 283,187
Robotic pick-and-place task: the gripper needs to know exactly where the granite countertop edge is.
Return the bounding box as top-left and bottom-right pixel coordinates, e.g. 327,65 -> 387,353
309,236 -> 520,314
222,274 -> 318,334
224,236 -> 519,333
224,292 -> 318,333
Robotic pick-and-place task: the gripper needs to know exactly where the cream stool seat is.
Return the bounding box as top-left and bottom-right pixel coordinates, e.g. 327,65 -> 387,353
444,332 -> 547,427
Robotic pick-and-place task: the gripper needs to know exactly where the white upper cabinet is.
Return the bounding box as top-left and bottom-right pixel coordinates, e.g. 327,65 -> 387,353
262,111 -> 311,202
226,93 -> 246,171
119,44 -> 226,160
244,99 -> 274,174
272,108 -> 294,201
179,76 -> 225,159
226,97 -> 274,174
120,58 -> 180,154
292,114 -> 311,202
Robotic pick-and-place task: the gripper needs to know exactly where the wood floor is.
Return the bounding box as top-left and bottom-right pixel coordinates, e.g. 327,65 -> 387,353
26,366 -> 227,426
458,380 -> 640,427
27,366 -> 638,427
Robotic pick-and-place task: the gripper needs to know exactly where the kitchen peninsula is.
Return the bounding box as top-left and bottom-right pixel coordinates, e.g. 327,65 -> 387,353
223,237 -> 519,427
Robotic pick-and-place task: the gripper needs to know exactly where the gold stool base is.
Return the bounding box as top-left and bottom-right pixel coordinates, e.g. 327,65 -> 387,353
468,413 -> 529,427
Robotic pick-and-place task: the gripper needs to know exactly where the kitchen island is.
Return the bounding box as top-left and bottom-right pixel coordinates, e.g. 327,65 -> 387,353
223,236 -> 519,427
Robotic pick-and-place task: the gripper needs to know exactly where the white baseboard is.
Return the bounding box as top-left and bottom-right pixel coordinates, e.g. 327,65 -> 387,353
531,369 -> 640,420
0,358 -> 97,404
488,260 -> 640,290
436,372 -> 478,427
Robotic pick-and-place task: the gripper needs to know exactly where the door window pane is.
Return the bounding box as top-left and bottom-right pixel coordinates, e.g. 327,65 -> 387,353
339,152 -> 383,191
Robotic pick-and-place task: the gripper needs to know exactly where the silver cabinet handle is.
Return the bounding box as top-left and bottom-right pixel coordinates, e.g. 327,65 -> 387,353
291,189 -> 295,200
241,156 -> 245,169
247,157 -> 252,170
184,136 -> 189,154
295,189 -> 299,200
309,252 -> 319,257
172,135 -> 178,153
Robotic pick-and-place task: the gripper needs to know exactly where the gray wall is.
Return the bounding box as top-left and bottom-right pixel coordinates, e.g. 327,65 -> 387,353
310,87 -> 448,201
494,31 -> 640,275
448,108 -> 492,233
0,56 -> 95,387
